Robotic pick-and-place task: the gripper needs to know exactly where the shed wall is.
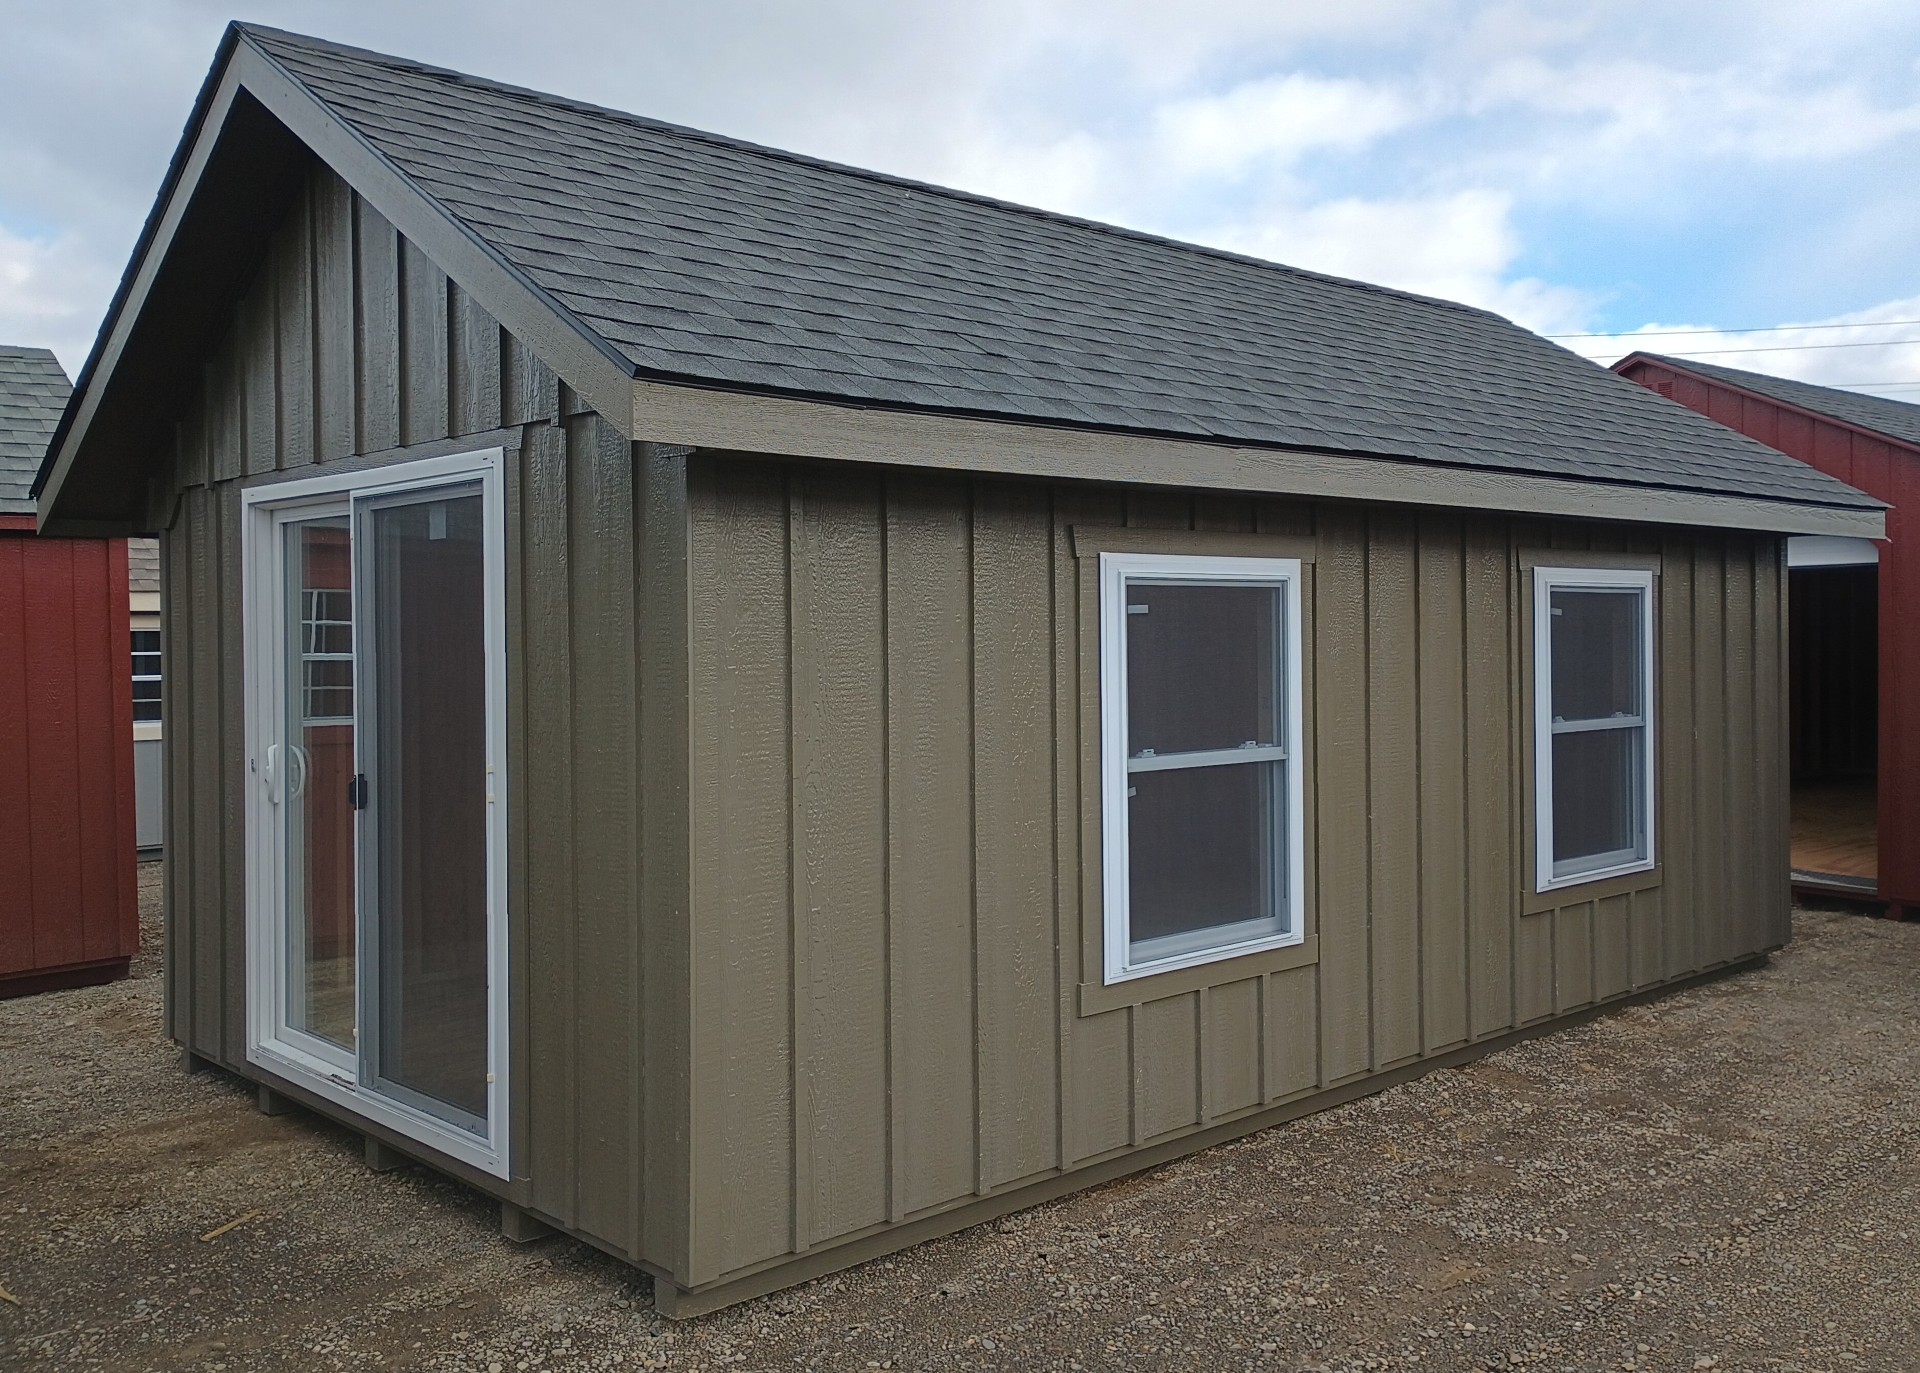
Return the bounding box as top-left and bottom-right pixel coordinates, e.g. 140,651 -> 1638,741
1619,358 -> 1918,905
682,455 -> 1788,1292
154,162 -> 683,1270
0,525 -> 139,994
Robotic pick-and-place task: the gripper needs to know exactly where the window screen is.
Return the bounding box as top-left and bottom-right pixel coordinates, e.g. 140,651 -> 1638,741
1101,554 -> 1305,982
1535,570 -> 1655,887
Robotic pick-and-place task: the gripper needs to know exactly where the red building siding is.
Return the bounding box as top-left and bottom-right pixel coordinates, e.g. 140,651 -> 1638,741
1617,357 -> 1920,905
0,516 -> 139,995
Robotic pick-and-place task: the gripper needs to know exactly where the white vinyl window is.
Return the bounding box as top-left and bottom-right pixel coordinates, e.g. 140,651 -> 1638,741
299,588 -> 354,724
130,628 -> 162,724
1532,566 -> 1656,890
1099,552 -> 1306,984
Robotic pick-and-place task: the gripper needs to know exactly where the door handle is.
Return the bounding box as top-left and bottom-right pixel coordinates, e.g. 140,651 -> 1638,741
287,744 -> 309,801
348,773 -> 369,811
264,743 -> 281,805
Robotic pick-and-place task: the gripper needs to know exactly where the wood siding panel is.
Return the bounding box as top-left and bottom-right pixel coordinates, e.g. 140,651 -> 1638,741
1314,506 -> 1372,1082
688,460 -> 795,1280
1062,488 -> 1131,1163
885,475 -> 980,1211
1416,514 -> 1468,1051
1367,514 -> 1420,1068
1462,519 -> 1514,1037
790,471 -> 890,1242
567,413 -> 639,1251
971,481 -> 1060,1185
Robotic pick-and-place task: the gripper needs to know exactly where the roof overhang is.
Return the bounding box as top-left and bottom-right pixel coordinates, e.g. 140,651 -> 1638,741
34,26 -> 634,536
632,377 -> 1888,539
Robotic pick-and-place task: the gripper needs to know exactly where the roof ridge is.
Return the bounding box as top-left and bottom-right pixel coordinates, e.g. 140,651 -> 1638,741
0,344 -> 59,359
236,22 -> 1504,327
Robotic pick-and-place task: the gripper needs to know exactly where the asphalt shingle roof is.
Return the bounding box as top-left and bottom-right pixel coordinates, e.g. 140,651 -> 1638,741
243,28 -> 1877,512
1,345 -> 71,515
1638,354 -> 1920,452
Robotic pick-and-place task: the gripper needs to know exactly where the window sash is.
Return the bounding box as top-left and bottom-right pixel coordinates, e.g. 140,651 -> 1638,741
1099,552 -> 1307,985
1532,567 -> 1656,891
1126,743 -> 1288,772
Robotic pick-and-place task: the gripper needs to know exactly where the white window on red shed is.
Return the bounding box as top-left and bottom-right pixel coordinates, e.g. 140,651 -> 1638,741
131,629 -> 162,723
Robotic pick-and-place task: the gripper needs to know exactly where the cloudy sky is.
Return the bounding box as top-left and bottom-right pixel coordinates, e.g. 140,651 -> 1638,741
3,0 -> 1917,401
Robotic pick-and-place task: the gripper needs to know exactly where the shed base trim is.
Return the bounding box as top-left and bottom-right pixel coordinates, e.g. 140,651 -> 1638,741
0,956 -> 131,1001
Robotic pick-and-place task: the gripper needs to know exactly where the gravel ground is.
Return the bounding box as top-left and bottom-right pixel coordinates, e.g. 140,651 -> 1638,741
3,870 -> 1918,1372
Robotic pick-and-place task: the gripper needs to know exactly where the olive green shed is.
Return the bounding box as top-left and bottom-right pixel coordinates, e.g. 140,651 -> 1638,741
37,25 -> 1883,1316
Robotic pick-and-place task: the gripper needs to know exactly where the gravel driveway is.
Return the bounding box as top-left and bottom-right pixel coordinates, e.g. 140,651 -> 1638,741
3,869 -> 1917,1372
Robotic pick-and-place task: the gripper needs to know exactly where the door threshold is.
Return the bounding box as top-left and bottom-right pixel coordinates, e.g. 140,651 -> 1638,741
1790,868 -> 1878,898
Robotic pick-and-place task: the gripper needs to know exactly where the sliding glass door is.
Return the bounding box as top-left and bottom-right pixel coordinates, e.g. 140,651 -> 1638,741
245,450 -> 507,1176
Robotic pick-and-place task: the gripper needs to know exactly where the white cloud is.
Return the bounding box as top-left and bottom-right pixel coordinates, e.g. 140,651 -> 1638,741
1150,74 -> 1419,181
1196,189 -> 1595,335
0,224 -> 113,374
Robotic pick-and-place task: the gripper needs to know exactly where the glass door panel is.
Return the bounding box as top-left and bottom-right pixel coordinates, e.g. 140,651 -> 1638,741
360,488 -> 490,1129
283,515 -> 357,1054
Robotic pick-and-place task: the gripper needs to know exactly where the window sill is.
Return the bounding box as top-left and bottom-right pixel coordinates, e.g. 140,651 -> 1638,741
1079,934 -> 1319,1015
1523,865 -> 1662,914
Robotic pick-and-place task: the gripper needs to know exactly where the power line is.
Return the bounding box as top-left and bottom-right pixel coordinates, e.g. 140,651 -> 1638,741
1582,337 -> 1920,358
1551,317 -> 1920,340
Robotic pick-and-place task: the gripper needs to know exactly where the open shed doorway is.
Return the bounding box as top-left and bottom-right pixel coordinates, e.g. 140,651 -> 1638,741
1787,537 -> 1879,895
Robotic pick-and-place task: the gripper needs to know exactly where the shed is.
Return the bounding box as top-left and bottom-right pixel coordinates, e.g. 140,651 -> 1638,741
129,536 -> 166,851
36,25 -> 1886,1314
1,345 -> 139,996
1614,354 -> 1919,908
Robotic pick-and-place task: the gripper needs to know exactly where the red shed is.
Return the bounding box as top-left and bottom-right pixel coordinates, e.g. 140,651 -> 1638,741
0,346 -> 139,996
1615,353 -> 1919,907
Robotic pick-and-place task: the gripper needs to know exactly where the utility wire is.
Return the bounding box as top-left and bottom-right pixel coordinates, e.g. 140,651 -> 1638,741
1580,337 -> 1920,358
1551,317 -> 1920,340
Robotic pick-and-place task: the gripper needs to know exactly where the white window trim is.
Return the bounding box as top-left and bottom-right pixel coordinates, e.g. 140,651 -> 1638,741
1098,551 -> 1307,986
240,446 -> 511,1178
1531,565 -> 1657,893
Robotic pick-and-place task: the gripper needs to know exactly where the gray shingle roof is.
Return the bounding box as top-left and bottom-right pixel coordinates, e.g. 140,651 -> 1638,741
244,27 -> 1877,512
1637,354 -> 1920,452
0,346 -> 71,515
128,537 -> 161,594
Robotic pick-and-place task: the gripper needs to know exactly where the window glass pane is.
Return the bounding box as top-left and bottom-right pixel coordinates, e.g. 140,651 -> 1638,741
130,630 -> 160,653
1549,588 -> 1642,722
1551,726 -> 1644,872
1128,760 -> 1287,961
1126,582 -> 1283,756
283,515 -> 357,1052
368,491 -> 490,1126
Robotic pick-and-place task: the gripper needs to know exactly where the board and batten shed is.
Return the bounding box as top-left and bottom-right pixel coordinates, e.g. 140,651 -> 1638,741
1615,354 -> 1920,911
1,345 -> 140,997
37,26 -> 1886,1314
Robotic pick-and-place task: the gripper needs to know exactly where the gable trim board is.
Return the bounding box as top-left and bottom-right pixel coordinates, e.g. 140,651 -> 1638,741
31,24 -> 1863,1317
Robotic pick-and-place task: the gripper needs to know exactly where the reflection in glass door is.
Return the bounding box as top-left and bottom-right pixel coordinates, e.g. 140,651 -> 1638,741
283,515 -> 357,1055
360,487 -> 490,1129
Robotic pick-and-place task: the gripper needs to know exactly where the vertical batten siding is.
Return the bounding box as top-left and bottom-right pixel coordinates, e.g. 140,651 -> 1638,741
158,163 -> 658,1263
884,474 -> 978,1212
684,461 -> 1792,1289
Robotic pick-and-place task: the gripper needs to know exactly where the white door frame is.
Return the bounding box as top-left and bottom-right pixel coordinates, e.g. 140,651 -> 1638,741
241,446 -> 510,1178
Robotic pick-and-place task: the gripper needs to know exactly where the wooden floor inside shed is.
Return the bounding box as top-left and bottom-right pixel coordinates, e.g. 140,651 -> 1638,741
1791,780 -> 1877,889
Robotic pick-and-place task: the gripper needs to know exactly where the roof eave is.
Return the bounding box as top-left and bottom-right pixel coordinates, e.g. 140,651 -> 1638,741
631,374 -> 1887,539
